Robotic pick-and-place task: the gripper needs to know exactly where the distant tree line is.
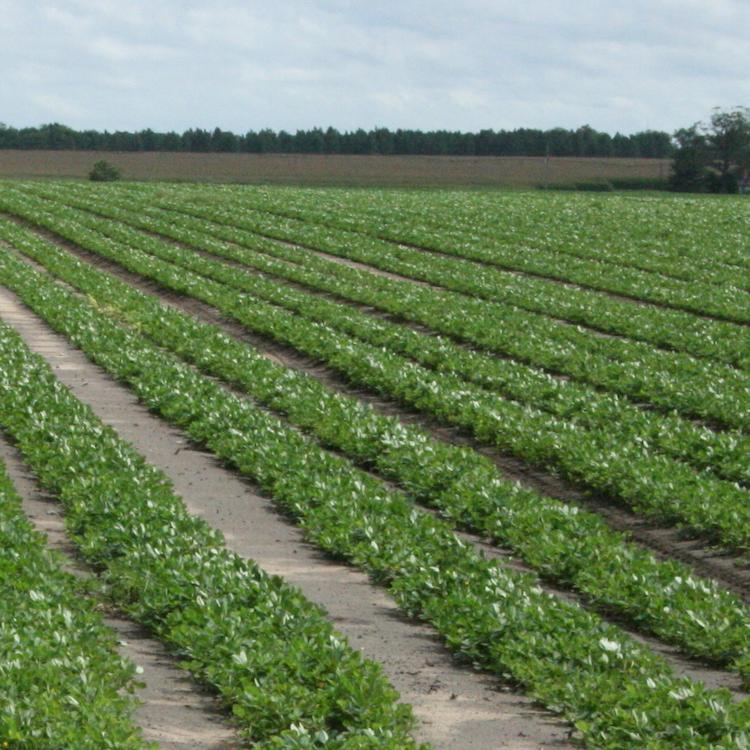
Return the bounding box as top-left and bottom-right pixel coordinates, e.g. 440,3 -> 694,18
0,122 -> 672,158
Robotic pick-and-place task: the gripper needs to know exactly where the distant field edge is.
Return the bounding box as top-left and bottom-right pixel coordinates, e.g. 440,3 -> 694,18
0,150 -> 671,187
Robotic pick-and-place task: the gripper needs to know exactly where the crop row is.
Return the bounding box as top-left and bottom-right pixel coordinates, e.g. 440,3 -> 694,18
3,230 -> 750,748
11,185 -> 750,440
221,184 -> 750,291
188,185 -> 750,324
7,199 -> 750,556
194,184 -> 750,282
28,186 -> 750,485
85,181 -> 750,368
0,288 -> 421,748
15,184 -> 750,436
7,217 -> 750,684
0,454 -> 147,749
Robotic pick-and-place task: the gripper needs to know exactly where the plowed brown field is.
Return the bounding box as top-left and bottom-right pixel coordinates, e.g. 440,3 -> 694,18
0,149 -> 669,186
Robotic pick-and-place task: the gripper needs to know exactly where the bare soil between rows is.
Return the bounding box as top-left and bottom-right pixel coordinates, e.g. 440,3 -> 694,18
0,284 -> 575,749
5,229 -> 750,699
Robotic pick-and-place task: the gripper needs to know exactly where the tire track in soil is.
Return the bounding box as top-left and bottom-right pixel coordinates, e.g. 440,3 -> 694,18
6,236 -> 749,699
0,432 -> 242,750
0,284 -> 574,750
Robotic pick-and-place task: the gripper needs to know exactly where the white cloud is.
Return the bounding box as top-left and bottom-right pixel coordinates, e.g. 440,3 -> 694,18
1,0 -> 748,134
87,36 -> 177,63
26,91 -> 87,122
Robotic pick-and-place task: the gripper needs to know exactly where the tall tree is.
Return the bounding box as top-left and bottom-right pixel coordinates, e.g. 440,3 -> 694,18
671,107 -> 750,192
706,107 -> 750,184
669,125 -> 709,192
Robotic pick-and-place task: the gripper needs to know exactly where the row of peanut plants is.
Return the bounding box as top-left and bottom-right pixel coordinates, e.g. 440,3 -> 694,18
0,455 -> 148,749
87,181 -> 750,368
0,302 -> 421,749
189,185 -> 750,282
27,186 -> 750,485
6,198 -> 750,557
226,185 -> 750,291
181,184 -> 750,323
14,184 -> 750,435
7,217 -> 750,687
1,229 -> 750,749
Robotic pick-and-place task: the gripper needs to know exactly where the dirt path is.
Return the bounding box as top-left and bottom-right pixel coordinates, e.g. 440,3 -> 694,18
0,286 -> 575,749
0,434 -> 241,750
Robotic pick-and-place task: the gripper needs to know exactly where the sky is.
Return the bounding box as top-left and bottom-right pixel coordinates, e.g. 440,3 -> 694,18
2,0 -> 749,136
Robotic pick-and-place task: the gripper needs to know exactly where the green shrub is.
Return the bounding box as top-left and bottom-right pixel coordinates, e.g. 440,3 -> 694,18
89,160 -> 121,182
609,177 -> 669,191
705,171 -> 740,194
541,181 -> 614,192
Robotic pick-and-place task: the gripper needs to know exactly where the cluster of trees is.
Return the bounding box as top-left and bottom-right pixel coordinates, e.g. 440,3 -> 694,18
0,122 -> 672,158
670,108 -> 750,193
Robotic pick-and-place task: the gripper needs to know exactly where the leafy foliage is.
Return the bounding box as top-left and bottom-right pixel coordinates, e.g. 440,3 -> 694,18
1,201 -> 750,746
670,108 -> 750,193
0,121 -> 674,157
0,460 -> 147,749
11,184 -> 750,436
0,308 -> 420,748
88,160 -> 121,182
6,189 -> 750,555
4,217 -> 750,685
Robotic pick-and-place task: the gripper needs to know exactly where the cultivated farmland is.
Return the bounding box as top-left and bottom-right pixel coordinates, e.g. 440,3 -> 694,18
0,150 -> 670,187
1,181 -> 749,749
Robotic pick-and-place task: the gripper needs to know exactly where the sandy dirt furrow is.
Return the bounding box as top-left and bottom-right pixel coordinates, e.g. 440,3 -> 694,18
0,283 -> 575,750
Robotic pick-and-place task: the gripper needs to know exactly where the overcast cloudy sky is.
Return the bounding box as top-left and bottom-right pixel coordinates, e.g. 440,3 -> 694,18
2,0 -> 748,135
